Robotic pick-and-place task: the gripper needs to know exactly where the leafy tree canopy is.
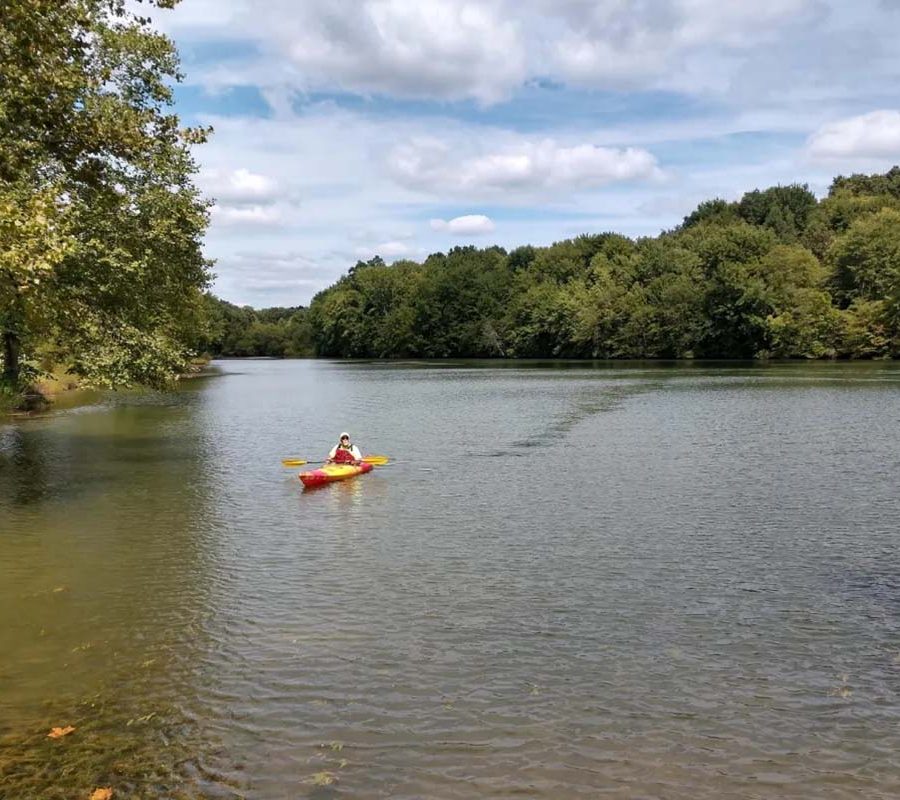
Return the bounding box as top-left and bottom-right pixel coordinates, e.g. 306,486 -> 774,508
1,0 -> 211,389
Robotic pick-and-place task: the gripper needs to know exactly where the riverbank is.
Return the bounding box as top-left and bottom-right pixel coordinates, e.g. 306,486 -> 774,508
0,371 -> 80,416
1,359 -> 214,418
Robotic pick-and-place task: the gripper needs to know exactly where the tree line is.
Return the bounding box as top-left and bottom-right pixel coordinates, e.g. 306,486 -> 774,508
196,296 -> 313,358
307,168 -> 900,360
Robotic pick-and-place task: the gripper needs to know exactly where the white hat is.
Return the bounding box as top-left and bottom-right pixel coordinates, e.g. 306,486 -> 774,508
340,432 -> 350,439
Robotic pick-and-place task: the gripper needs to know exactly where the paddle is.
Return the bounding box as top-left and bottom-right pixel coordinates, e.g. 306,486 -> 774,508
281,455 -> 390,467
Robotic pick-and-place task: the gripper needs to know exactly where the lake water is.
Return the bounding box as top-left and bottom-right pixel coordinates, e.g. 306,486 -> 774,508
2,359 -> 899,799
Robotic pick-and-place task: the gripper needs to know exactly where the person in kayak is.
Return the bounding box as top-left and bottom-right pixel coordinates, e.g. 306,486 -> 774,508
327,432 -> 362,465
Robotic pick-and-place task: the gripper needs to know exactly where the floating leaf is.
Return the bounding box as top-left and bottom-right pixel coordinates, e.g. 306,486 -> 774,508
47,725 -> 76,739
90,789 -> 113,800
310,771 -> 337,786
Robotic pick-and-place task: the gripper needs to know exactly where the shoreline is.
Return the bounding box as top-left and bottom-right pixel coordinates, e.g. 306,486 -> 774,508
2,359 -> 216,419
4,355 -> 894,419
2,373 -> 91,419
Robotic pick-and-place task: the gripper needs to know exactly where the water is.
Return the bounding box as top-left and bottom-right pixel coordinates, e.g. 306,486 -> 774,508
1,360 -> 899,799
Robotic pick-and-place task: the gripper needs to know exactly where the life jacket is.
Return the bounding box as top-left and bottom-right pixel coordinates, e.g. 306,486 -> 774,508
332,445 -> 356,463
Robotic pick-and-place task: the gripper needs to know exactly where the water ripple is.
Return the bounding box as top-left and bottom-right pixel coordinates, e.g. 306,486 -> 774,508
1,360 -> 899,798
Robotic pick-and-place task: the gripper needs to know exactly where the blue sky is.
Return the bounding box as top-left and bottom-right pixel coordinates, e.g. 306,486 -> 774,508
151,0 -> 900,307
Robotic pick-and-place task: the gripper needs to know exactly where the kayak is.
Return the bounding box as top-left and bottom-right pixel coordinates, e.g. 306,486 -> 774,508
299,461 -> 374,488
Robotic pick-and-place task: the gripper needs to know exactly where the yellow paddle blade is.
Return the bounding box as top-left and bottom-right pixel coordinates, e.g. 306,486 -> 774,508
363,455 -> 389,465
281,458 -> 308,467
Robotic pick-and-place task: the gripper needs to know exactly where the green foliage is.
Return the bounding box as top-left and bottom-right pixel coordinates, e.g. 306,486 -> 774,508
197,296 -> 314,358
813,191 -> 900,235
411,246 -> 512,356
838,299 -> 894,358
681,198 -> 739,229
507,245 -> 537,271
507,282 -> 578,357
0,0 -> 211,388
737,184 -> 818,242
766,289 -> 843,359
828,208 -> 900,305
307,167 -> 900,362
829,166 -> 900,199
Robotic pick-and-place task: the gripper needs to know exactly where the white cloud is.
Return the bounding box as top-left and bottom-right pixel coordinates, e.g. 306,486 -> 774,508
390,137 -> 661,196
284,0 -> 525,104
160,0 -> 840,104
806,110 -> 900,160
354,240 -> 415,258
210,203 -> 284,227
196,109 -> 668,305
212,251 -> 325,305
430,214 -> 496,235
164,0 -> 526,104
143,0 -> 246,33
541,0 -> 831,99
199,167 -> 280,205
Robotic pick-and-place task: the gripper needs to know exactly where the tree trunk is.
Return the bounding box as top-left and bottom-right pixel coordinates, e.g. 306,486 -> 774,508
2,329 -> 20,385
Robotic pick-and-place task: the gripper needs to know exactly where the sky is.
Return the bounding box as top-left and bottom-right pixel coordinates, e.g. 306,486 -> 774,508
149,0 -> 900,308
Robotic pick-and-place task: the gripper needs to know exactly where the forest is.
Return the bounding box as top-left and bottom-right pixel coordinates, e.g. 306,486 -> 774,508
303,168 -> 900,360
198,297 -> 313,358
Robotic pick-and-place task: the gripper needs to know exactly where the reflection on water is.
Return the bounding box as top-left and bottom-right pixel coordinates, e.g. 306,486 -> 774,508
0,427 -> 51,506
0,388 -> 223,798
2,360 -> 900,798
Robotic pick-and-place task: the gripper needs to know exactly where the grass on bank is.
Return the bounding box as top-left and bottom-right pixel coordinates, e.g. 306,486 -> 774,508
1,357 -> 213,416
1,369 -> 79,414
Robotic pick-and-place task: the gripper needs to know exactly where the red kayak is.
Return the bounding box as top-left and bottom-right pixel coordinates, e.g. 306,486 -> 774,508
299,461 -> 374,488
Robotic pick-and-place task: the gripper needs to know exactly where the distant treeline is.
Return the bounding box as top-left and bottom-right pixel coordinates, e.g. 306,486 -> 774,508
302,168 -> 900,360
197,297 -> 314,358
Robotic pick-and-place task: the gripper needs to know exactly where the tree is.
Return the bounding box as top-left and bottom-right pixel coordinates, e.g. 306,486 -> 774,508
507,245 -> 536,272
812,191 -> 900,235
681,198 -> 738,229
830,167 -> 900,199
766,289 -> 842,358
411,247 -> 511,357
506,282 -> 578,357
0,0 -> 211,388
308,285 -> 366,357
828,208 -> 900,305
737,185 -> 817,241
838,299 -> 894,358
676,221 -> 780,357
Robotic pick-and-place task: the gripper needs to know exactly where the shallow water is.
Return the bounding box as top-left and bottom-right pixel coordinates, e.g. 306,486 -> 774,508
2,359 -> 899,798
